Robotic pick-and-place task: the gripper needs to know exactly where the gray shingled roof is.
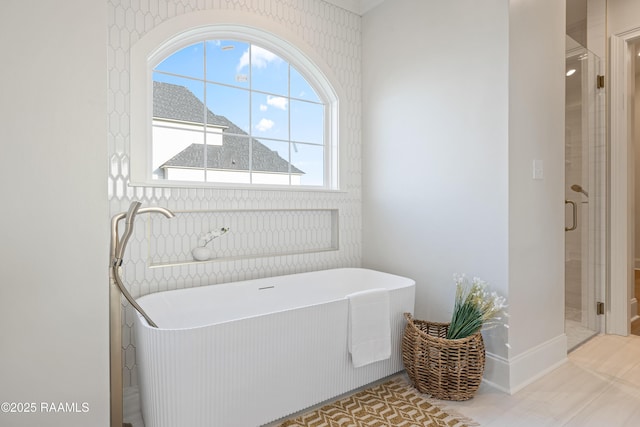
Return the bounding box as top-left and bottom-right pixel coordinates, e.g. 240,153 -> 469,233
153,81 -> 303,175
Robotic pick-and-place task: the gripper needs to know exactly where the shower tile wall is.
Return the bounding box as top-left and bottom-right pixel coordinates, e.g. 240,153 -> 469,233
107,0 -> 362,387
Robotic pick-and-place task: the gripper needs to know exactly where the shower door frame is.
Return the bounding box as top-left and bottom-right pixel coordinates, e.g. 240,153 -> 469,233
565,36 -> 605,346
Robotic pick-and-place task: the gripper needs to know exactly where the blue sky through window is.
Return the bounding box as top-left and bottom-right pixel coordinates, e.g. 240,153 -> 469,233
153,39 -> 324,186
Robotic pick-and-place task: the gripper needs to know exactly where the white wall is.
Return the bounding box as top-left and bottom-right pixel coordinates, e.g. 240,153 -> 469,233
0,1 -> 110,426
608,0 -> 640,270
609,0 -> 640,272
506,0 -> 567,389
608,0 -> 640,36
362,0 -> 566,392
363,0 -> 508,320
362,0 -> 510,358
608,0 -> 640,330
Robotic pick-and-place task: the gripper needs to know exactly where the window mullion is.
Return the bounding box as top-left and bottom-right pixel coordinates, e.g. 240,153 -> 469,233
288,63 -> 292,186
203,41 -> 208,183
248,43 -> 253,184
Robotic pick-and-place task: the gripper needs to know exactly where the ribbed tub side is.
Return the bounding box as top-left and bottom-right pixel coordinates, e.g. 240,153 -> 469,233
135,282 -> 415,426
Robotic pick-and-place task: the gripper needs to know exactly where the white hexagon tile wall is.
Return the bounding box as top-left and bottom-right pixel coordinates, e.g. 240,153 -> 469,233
107,0 -> 362,387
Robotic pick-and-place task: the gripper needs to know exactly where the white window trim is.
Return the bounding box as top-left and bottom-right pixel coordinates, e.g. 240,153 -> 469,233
130,13 -> 340,191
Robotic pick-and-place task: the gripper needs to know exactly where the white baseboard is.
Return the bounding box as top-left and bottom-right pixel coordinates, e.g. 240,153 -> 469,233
632,298 -> 639,321
482,352 -> 510,393
483,334 -> 568,394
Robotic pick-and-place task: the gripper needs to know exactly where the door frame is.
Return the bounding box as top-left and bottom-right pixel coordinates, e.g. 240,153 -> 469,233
609,27 -> 640,335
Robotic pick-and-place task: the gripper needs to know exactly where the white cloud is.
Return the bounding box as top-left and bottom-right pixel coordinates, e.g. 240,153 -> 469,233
259,104 -> 268,112
255,118 -> 274,132
267,95 -> 288,110
237,45 -> 281,72
237,50 -> 249,71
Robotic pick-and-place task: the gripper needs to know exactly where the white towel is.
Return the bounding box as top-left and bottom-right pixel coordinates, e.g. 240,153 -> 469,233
347,289 -> 391,368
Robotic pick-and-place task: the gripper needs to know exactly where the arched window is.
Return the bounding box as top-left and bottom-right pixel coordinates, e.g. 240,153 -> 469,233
131,26 -> 338,190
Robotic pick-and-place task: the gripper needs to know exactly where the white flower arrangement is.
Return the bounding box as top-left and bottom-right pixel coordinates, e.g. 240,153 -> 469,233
446,274 -> 507,340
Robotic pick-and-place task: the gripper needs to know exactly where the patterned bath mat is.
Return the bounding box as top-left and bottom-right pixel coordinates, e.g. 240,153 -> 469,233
279,377 -> 475,426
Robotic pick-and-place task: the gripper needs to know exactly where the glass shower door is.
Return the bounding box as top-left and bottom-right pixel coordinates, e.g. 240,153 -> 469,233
564,35 -> 605,351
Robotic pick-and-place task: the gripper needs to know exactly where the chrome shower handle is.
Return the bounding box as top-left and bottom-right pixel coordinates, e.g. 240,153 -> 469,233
565,199 -> 577,232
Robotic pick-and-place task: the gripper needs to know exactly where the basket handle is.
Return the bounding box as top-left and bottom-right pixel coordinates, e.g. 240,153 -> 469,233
404,313 -> 421,336
405,312 -> 457,342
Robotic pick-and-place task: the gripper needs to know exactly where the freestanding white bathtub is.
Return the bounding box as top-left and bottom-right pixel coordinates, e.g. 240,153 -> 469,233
134,268 -> 415,427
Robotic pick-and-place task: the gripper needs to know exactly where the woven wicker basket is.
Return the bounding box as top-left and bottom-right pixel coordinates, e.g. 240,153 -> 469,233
402,312 -> 485,401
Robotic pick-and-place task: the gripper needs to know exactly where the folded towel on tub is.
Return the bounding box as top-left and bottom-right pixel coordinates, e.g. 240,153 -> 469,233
347,288 -> 391,368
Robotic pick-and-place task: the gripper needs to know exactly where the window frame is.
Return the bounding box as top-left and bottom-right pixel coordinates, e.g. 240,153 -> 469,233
131,24 -> 339,191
